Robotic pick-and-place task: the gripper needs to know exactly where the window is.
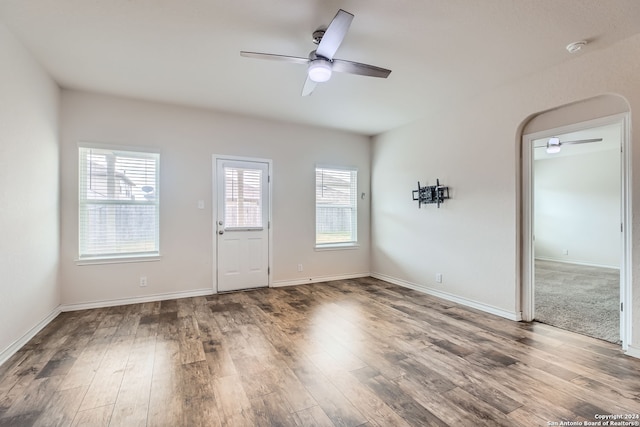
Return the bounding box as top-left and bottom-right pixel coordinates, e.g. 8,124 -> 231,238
223,166 -> 263,229
78,145 -> 160,261
315,166 -> 357,247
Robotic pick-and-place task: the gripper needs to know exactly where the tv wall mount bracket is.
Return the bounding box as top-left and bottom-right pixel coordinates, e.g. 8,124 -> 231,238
412,179 -> 449,208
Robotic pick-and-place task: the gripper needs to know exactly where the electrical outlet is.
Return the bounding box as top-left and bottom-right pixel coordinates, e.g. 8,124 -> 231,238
436,273 -> 443,283
297,264 -> 303,272
139,276 -> 147,287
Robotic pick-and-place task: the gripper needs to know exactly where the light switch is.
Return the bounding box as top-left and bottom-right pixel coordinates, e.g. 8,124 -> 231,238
198,200 -> 205,209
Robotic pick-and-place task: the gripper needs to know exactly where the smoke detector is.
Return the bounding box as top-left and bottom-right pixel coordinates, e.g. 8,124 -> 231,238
566,41 -> 587,53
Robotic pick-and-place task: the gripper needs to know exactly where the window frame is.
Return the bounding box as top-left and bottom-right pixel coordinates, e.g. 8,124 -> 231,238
314,165 -> 359,250
77,142 -> 161,265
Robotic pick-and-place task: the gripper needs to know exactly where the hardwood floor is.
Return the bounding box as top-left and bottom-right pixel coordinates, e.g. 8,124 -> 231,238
1,277 -> 639,426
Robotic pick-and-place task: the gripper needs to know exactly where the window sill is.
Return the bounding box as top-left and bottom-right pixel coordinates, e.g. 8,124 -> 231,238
76,254 -> 162,266
315,243 -> 360,251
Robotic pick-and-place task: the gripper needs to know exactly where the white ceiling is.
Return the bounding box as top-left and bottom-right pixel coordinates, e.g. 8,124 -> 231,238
1,1 -> 639,136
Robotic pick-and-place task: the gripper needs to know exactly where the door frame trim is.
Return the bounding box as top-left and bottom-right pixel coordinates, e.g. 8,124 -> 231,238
212,154 -> 273,293
520,113 -> 631,350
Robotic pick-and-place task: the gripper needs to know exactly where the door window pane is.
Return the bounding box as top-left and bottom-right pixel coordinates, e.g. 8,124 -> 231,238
224,166 -> 263,229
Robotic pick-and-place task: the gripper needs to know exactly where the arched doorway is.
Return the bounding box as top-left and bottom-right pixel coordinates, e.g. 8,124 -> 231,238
520,95 -> 631,349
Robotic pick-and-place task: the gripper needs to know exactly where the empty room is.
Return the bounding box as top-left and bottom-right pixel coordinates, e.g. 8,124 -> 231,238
1,1 -> 640,426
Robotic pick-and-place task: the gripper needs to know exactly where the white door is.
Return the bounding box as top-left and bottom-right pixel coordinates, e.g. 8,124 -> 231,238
215,158 -> 270,292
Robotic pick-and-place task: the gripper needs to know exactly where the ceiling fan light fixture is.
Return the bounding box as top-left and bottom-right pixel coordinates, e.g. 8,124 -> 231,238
308,59 -> 332,82
546,137 -> 561,154
241,9 -> 390,96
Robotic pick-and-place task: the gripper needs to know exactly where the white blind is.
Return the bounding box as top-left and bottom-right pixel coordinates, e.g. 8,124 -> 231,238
79,146 -> 160,259
224,166 -> 263,229
315,167 -> 357,245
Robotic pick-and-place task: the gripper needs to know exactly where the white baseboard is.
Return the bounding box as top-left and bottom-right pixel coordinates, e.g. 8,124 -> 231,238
0,307 -> 61,367
625,344 -> 640,359
534,257 -> 619,270
271,272 -> 370,288
60,288 -> 214,312
371,272 -> 522,321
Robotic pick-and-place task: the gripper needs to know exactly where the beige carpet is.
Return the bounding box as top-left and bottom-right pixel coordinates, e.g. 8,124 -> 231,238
534,260 -> 620,344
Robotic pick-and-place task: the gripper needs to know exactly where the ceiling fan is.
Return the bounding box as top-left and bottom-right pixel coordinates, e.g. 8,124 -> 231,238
535,137 -> 603,154
240,9 -> 392,96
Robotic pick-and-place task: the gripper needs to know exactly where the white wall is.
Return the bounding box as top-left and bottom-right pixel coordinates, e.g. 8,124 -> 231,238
0,24 -> 60,362
371,32 -> 640,349
371,108 -> 519,317
534,149 -> 620,268
59,90 -> 371,306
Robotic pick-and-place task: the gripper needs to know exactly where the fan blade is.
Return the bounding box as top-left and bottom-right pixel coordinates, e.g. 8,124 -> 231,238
240,51 -> 309,65
561,138 -> 603,145
316,9 -> 354,60
534,138 -> 603,148
332,59 -> 392,78
302,76 -> 317,96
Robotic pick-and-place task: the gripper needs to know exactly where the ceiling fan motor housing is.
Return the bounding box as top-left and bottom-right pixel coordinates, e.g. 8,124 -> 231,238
312,28 -> 326,45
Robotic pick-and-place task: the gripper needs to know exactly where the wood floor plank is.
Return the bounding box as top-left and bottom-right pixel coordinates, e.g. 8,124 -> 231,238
239,366 -> 279,400
0,349 -> 42,401
507,406 -> 549,427
305,304 -> 407,380
109,336 -> 156,427
239,323 -> 283,364
182,396 -> 222,427
113,304 -> 141,337
178,315 -> 206,365
136,313 -> 159,338
307,332 -> 367,373
212,374 -> 254,427
243,359 -> 318,413
294,405 -> 335,427
202,338 -> 237,379
505,361 -> 628,417
443,386 -> 514,426
181,360 -> 222,427
0,411 -> 41,427
292,361 -> 368,427
0,348 -> 58,421
77,335 -> 134,412
197,305 -> 238,379
2,277 -> 640,426
325,369 -> 411,427
393,375 -> 475,426
157,311 -> 180,340
408,345 -> 526,415
32,385 -> 87,427
148,339 -> 183,426
1,376 -> 62,420
352,369 -> 448,427
58,326 -> 117,391
394,355 -> 457,394
250,391 -> 299,427
71,404 -> 113,427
